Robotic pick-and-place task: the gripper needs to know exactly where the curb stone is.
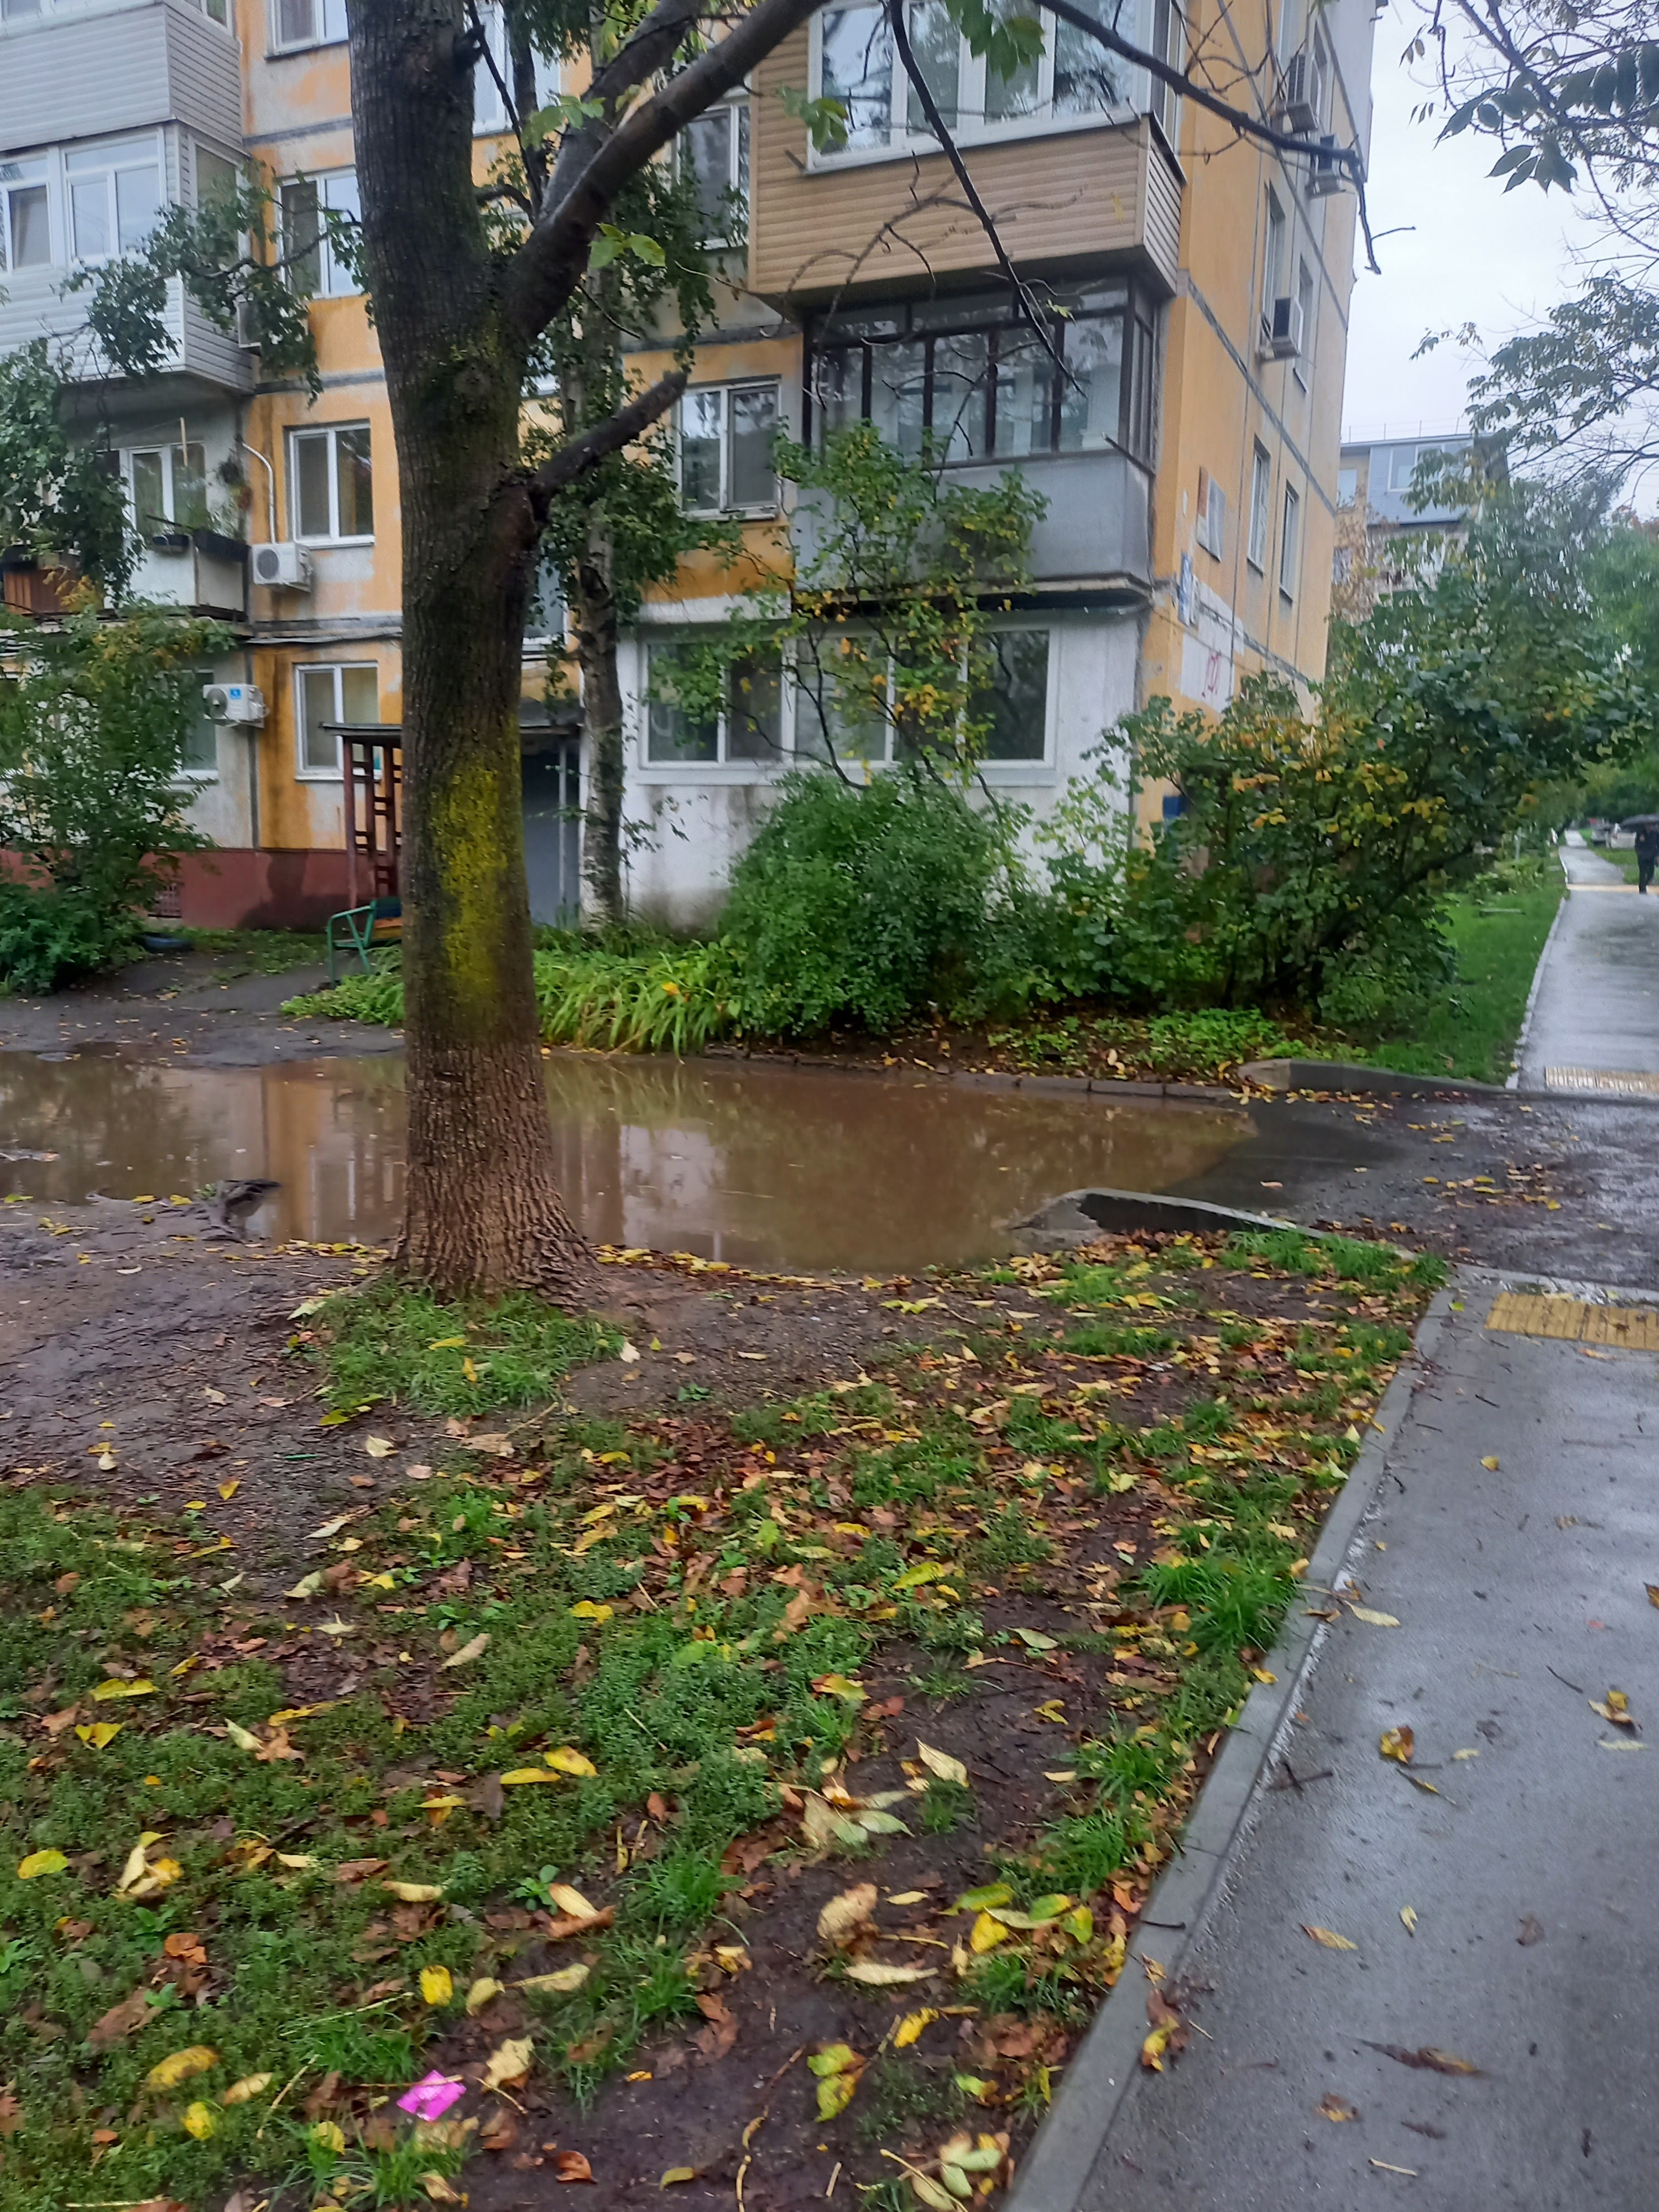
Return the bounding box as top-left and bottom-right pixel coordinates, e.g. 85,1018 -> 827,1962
1506,849 -> 1570,1090
1001,1277 -> 1458,2212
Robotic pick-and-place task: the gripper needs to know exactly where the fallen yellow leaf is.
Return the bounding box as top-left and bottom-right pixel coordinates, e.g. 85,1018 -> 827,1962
480,2036 -> 534,2093
17,1849 -> 67,1880
1400,1907 -> 1417,1937
311,2120 -> 346,2153
182,2100 -> 216,2141
916,1740 -> 968,1788
568,1601 -> 614,1623
544,1746 -> 597,1777
547,1882 -> 599,1920
1347,1605 -> 1401,1627
894,2009 -> 939,2048
439,1632 -> 489,1671
500,1768 -> 560,1786
660,2171 -> 697,2188
466,1976 -> 504,2013
1301,1925 -> 1358,1952
363,1435 -> 397,1458
817,1882 -> 878,1948
844,1960 -> 935,1985
383,1880 -> 443,1903
91,1679 -> 155,1702
420,1965 -> 453,2007
969,1911 -> 1009,1954
76,1723 -> 122,1749
1480,1455 -> 1500,1471
222,2073 -> 274,2105
144,2045 -> 218,2093
1379,1726 -> 1415,1764
515,1963 -> 590,1994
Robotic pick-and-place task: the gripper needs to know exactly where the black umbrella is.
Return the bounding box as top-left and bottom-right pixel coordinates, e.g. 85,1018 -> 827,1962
1620,815 -> 1659,829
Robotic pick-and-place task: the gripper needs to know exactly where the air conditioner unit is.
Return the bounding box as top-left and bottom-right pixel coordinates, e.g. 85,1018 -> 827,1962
1307,134 -> 1348,196
1277,51 -> 1321,134
251,540 -> 312,589
1258,295 -> 1303,363
202,682 -> 267,726
233,294 -> 262,350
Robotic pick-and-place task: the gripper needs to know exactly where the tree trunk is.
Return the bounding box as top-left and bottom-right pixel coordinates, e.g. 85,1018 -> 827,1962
351,0 -> 593,1303
573,519 -> 628,928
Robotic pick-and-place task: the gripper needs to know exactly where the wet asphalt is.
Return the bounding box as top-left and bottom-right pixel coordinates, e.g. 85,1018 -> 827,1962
1519,842 -> 1659,1087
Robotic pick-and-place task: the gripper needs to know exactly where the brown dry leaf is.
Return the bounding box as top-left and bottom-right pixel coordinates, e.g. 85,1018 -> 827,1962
1517,1917 -> 1546,1947
440,1632 -> 490,1671
817,1882 -> 878,1948
478,2107 -> 520,2153
1301,1925 -> 1358,1952
1378,1726 -> 1415,1765
1347,1605 -> 1401,1628
1319,2093 -> 1359,2122
553,2151 -> 594,2184
1646,1583 -> 1659,1609
0,2089 -> 19,2139
1363,2042 -> 1482,2075
1140,1985 -> 1186,2073
335,1857 -> 389,1885
87,1986 -> 154,2050
420,2178 -> 465,2205
1589,1689 -> 1636,1728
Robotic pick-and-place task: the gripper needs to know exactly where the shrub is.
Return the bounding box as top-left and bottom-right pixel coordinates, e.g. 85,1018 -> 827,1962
722,769 -> 1029,1033
0,881 -> 138,995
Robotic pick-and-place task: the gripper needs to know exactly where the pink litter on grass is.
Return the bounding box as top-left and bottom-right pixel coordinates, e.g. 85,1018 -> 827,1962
398,2071 -> 466,2120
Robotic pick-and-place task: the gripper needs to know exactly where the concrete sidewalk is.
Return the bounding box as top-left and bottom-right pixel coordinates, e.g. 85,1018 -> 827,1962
1518,842 -> 1659,1092
1055,1280 -> 1659,2210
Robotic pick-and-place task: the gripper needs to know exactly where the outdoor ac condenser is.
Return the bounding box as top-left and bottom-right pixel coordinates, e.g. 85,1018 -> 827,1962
202,683 -> 267,726
251,541 -> 313,589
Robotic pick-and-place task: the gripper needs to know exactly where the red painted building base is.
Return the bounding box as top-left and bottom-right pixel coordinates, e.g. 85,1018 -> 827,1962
164,849 -> 353,931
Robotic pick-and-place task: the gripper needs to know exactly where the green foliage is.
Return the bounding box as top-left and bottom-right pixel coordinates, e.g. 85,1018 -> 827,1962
0,883 -> 138,996
0,606 -> 228,943
0,341 -> 134,593
308,1280 -> 618,1417
723,770 -> 1030,1033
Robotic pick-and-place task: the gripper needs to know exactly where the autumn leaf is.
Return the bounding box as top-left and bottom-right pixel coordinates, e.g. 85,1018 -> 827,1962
546,1882 -> 599,1920
17,1850 -> 67,1880
222,2073 -> 274,2105
420,1965 -> 453,2007
91,1678 -> 155,1702
1379,1726 -> 1415,1764
87,1986 -> 155,2049
894,2009 -> 939,2048
515,1964 -> 590,1995
500,1768 -> 560,1786
1301,1925 -> 1358,1951
144,2046 -> 218,2093
552,2151 -> 594,2184
1400,1906 -> 1418,1937
181,2101 -> 216,2141
466,1976 -> 504,2013
363,1435 -> 397,1458
660,2168 -> 697,2187
1589,1689 -> 1636,1728
481,2037 -> 534,2093
844,1960 -> 935,1985
383,1880 -> 444,1903
1480,1455 -> 1500,1471
569,1601 -> 614,1623
809,2043 -> 863,2119
1361,2042 -> 1482,2075
440,1632 -> 489,1670
1347,1605 -> 1401,1627
817,1882 -> 878,1948
285,1572 -> 323,1600
1319,2092 -> 1358,2122
544,1747 -> 597,1777
916,1741 -> 968,1788
969,1911 -> 1010,1954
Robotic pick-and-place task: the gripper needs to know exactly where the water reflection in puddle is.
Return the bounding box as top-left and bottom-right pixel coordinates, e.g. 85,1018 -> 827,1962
0,1050 -> 1253,1274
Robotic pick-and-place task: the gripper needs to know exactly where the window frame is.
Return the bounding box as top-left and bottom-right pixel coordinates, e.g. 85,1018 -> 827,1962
64,130 -> 164,268
0,152 -> 55,273
643,638 -> 788,770
294,660 -> 380,781
124,440 -> 211,537
1293,256 -> 1315,388
1279,480 -> 1300,601
676,380 -> 781,517
1247,443 -> 1271,571
679,93 -> 751,243
805,284 -> 1159,468
177,669 -> 221,782
288,421 -> 374,545
279,168 -> 362,300
269,0 -> 348,56
792,623 -> 1057,774
808,0 -> 1180,165
471,2 -> 560,134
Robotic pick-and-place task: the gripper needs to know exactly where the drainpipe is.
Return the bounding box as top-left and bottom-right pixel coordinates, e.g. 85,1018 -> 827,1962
239,438 -> 276,542
237,436 -> 271,870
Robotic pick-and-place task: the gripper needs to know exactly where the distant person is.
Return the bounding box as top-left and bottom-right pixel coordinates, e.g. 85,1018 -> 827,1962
1637,822 -> 1659,895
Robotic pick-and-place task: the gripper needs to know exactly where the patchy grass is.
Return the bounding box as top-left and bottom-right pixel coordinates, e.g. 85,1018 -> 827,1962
180,927 -> 329,974
305,1280 -> 618,1418
0,1234 -> 1441,2209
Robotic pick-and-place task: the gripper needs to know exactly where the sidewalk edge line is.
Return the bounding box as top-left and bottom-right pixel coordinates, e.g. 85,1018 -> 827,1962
1001,1278 -> 1459,2212
1507,854 -> 1570,1089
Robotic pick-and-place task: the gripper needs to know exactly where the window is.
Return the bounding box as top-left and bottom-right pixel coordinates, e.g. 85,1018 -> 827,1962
128,442 -> 210,534
646,644 -> 784,765
813,0 -> 1169,156
1386,442 -> 1420,492
1194,466 -> 1226,559
181,675 -> 219,776
0,156 -> 51,270
65,135 -> 160,263
796,629 -> 1051,764
472,2 -> 559,132
681,97 -> 750,240
1145,0 -> 1185,141
1294,259 -> 1315,385
196,147 -> 239,217
810,285 -> 1158,466
1261,189 -> 1286,337
679,384 -> 779,513
1247,444 -> 1271,570
1279,482 -> 1300,598
1337,465 -> 1358,507
290,423 -> 374,541
296,662 -> 378,776
281,170 -> 361,298
272,0 -> 347,51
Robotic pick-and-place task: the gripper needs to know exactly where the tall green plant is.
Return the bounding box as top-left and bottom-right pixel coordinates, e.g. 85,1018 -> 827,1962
0,606 -> 228,916
0,341 -> 134,597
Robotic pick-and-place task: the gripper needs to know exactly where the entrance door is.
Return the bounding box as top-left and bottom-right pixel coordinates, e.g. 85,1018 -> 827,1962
523,740 -> 582,927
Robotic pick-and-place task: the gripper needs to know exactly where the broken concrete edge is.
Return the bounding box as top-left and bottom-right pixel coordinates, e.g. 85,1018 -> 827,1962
1505,865 -> 1571,1091
1011,1187 -> 1310,1251
685,1048 -> 1243,1105
1001,1279 -> 1459,2212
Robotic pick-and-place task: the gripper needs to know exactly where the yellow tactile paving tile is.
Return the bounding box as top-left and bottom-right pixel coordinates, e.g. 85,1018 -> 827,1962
1543,1067 -> 1659,1095
1486,1291 -> 1659,1350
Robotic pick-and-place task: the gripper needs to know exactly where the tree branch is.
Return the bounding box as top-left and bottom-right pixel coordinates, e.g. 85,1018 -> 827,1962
888,0 -> 1070,379
526,367 -> 689,514
503,0 -> 821,347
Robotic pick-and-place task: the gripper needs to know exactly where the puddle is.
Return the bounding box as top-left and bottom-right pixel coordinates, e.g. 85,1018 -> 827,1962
0,1049 -> 1252,1274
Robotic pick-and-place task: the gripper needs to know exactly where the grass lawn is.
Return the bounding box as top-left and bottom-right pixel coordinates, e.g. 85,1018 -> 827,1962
0,1230 -> 1439,2211
1350,862 -> 1566,1084
180,927 -> 330,975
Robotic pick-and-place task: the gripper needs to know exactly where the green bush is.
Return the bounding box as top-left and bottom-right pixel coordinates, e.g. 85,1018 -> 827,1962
0,881 -> 138,995
722,768 -> 1029,1032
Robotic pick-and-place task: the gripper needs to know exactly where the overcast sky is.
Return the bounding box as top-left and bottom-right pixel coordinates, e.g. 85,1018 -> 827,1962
1341,11 -> 1600,443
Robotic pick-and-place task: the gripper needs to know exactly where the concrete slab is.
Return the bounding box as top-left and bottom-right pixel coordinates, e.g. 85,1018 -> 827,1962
1060,1280 -> 1659,2212
1520,847 -> 1659,1089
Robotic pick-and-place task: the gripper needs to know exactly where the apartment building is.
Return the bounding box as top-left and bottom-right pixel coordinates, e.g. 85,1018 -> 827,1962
0,0 -> 1374,928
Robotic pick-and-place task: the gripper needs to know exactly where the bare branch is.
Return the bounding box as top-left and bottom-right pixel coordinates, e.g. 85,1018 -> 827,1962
525,367 -> 689,513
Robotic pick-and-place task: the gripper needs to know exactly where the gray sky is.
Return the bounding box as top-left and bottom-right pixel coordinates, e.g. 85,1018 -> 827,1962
1342,12 -> 1598,442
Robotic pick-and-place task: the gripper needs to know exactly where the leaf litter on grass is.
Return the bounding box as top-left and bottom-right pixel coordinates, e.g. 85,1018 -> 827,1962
0,1225 -> 1440,2209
